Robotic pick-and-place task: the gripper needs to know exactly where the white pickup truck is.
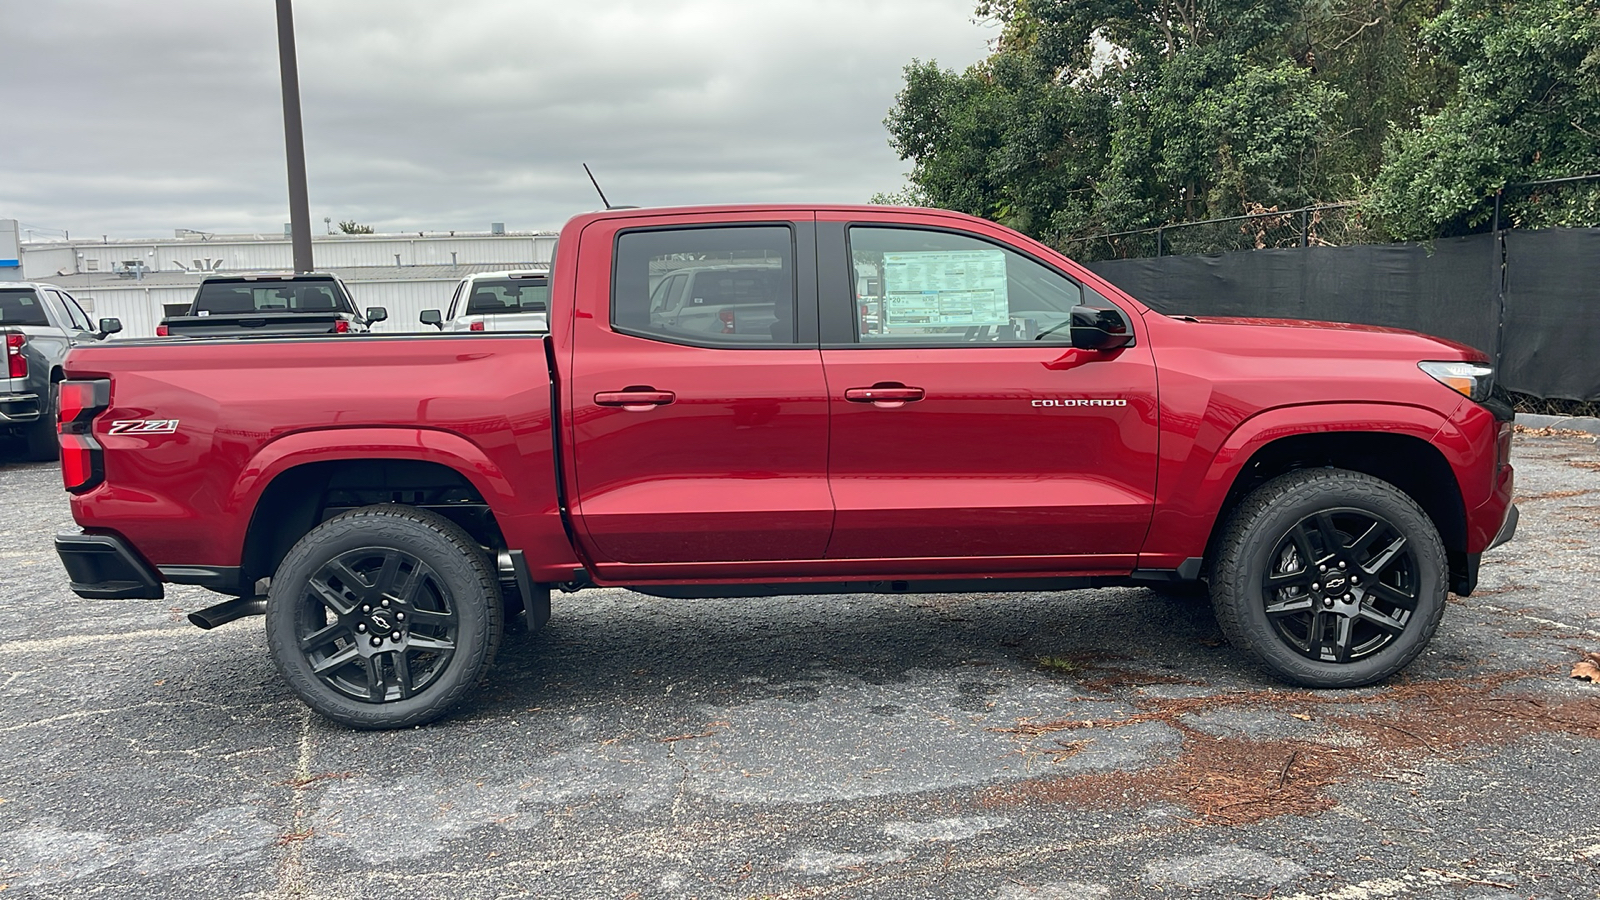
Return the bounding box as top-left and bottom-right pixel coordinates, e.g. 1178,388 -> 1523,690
420,270 -> 549,333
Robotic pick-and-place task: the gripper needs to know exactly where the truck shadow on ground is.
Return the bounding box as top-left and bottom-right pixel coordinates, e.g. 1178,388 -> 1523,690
474,587 -> 1245,719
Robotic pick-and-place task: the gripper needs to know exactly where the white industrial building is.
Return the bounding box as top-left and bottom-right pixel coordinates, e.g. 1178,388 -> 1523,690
10,226 -> 558,337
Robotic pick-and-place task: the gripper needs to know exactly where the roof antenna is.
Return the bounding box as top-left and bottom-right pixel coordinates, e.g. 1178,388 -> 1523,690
583,163 -> 614,210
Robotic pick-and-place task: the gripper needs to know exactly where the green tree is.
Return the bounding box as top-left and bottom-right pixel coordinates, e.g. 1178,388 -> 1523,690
337,220 -> 376,235
886,0 -> 1350,250
1370,0 -> 1600,238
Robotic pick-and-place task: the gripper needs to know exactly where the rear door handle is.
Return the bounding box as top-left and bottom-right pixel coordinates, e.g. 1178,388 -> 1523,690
844,385 -> 925,408
594,389 -> 676,411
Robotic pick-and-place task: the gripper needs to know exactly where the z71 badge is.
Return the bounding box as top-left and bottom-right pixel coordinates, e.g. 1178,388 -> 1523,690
108,419 -> 180,435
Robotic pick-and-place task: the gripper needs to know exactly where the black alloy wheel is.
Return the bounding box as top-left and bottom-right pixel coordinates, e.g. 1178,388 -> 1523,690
266,505 -> 502,729
295,547 -> 459,703
1260,509 -> 1418,664
1212,468 -> 1447,688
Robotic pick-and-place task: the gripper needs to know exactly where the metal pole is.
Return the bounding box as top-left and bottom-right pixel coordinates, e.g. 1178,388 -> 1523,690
1492,188 -> 1505,371
1300,209 -> 1309,248
276,0 -> 313,273
1156,226 -> 1164,258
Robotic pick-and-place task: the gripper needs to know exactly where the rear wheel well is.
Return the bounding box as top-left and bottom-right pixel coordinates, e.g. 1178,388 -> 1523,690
240,459 -> 506,593
1207,432 -> 1467,585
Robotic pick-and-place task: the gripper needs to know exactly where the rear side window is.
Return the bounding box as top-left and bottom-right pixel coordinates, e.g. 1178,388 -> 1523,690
192,280 -> 346,315
613,226 -> 796,345
463,278 -> 549,315
0,289 -> 50,326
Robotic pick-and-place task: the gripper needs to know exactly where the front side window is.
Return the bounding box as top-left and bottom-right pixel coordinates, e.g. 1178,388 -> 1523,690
0,289 -> 50,326
44,290 -> 88,330
849,227 -> 1110,343
66,295 -> 95,330
614,226 -> 795,345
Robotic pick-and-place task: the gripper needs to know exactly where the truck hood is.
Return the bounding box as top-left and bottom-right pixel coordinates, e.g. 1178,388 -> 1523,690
1176,315 -> 1487,361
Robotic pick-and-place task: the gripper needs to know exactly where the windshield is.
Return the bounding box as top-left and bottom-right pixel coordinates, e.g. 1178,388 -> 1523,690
464,277 -> 549,315
0,289 -> 50,326
191,279 -> 348,315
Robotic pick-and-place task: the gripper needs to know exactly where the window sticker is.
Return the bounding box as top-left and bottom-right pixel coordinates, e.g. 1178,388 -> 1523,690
880,250 -> 1009,331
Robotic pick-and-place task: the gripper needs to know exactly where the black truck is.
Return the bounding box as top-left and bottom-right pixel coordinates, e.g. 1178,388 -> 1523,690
157,273 -> 387,338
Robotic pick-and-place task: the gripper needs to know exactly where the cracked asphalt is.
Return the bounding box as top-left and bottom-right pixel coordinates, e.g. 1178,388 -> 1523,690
2,432 -> 1598,899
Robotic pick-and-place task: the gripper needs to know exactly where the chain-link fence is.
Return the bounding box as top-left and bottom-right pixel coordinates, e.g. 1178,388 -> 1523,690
1061,174 -> 1600,263
1060,204 -> 1379,262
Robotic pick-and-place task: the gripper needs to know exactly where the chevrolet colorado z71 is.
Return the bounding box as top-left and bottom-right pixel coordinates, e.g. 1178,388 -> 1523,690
53,205 -> 1517,728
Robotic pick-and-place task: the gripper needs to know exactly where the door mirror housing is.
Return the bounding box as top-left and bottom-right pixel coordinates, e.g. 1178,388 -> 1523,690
365,306 -> 388,324
97,318 -> 123,338
419,309 -> 443,329
1069,306 -> 1133,351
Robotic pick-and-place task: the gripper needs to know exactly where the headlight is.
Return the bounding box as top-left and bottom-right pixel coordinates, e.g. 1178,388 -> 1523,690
1419,361 -> 1495,403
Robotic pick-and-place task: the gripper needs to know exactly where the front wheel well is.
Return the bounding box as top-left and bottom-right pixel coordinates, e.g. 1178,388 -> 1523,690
239,459 -> 506,593
1207,432 -> 1467,585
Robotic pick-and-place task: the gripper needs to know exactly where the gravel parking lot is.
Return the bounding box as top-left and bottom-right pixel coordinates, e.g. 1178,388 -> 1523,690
2,432 -> 1598,899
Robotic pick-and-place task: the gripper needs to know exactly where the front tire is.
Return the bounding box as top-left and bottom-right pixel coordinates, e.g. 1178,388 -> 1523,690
265,504 -> 503,729
1211,469 -> 1447,688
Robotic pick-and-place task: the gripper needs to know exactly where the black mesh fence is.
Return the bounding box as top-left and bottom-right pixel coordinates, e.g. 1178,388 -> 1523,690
1072,176 -> 1600,403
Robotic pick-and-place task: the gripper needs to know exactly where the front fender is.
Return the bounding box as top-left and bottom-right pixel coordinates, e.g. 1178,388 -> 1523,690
1137,402 -> 1453,568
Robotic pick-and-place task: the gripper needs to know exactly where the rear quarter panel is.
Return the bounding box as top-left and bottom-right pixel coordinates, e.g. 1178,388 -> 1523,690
63,335 -> 573,578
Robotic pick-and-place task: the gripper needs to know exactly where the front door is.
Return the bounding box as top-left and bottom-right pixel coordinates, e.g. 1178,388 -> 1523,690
568,216 -> 832,570
817,217 -> 1161,571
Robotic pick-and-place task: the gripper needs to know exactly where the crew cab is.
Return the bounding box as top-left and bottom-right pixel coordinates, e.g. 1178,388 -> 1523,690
52,205 -> 1517,729
1,282 -> 120,460
157,273 -> 387,338
420,269 -> 549,333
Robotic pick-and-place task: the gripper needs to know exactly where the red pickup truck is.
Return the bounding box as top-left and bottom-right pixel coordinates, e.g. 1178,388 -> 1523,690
53,205 -> 1517,729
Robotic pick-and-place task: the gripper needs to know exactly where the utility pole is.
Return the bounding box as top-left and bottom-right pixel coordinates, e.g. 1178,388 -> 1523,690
276,0 -> 313,273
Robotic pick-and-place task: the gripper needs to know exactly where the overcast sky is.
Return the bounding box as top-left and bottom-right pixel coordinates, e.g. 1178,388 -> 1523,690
1,0 -> 992,240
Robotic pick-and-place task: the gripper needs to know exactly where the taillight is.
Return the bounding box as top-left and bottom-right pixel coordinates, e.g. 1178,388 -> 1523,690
334,319 -> 350,333
57,379 -> 111,493
5,333 -> 25,379
719,309 -> 735,334
156,324 -> 169,336
469,321 -> 484,332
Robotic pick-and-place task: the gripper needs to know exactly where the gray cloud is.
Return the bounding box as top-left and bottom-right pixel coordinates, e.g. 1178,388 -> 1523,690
0,0 -> 992,238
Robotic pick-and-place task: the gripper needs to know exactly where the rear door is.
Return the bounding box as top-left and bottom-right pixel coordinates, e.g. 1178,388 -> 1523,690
817,213 -> 1160,572
567,213 -> 832,571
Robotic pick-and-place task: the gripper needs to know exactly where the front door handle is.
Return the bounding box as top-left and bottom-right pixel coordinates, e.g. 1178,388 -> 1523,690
844,385 -> 925,409
595,389 -> 676,411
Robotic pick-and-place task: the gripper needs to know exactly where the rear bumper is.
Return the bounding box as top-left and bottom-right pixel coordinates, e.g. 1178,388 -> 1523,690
55,531 -> 164,600
0,392 -> 42,424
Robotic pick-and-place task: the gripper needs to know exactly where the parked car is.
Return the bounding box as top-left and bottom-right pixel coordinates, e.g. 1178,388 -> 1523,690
646,263 -> 783,338
420,270 -> 548,332
1,282 -> 120,460
158,273 -> 385,338
54,204 -> 1516,729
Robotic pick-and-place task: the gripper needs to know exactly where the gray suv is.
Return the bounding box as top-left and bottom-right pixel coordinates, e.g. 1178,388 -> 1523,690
1,282 -> 121,460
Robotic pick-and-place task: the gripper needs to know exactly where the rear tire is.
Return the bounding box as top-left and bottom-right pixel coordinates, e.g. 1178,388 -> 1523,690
1211,468 -> 1447,688
265,504 -> 503,729
24,388 -> 58,462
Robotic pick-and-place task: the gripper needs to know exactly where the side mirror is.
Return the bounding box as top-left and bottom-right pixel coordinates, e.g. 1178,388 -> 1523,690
98,318 -> 123,337
419,309 -> 443,329
365,306 -> 388,324
1069,306 -> 1134,351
